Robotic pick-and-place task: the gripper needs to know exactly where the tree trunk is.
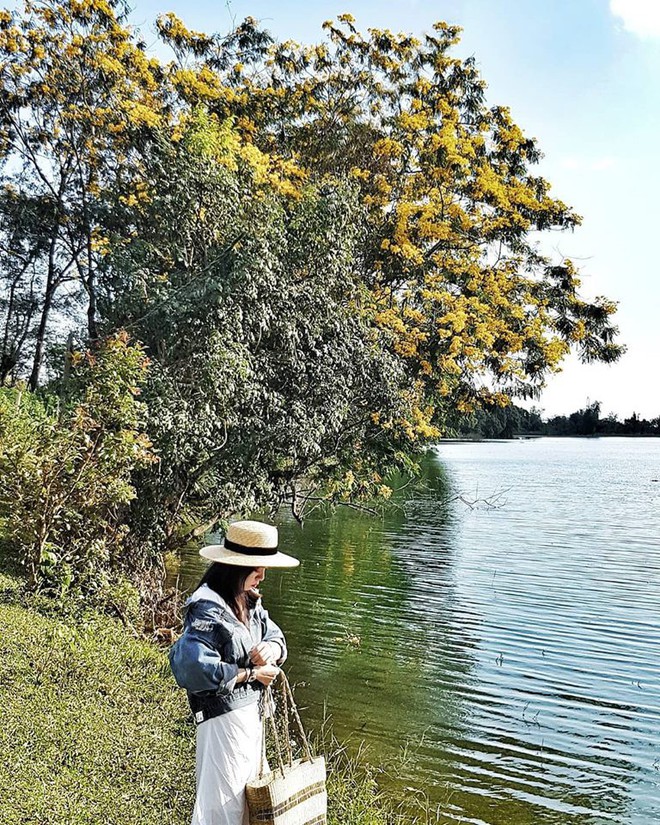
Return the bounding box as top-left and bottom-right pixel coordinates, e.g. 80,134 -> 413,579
1,265 -> 31,383
87,270 -> 97,340
29,241 -> 61,391
28,280 -> 54,391
86,233 -> 97,340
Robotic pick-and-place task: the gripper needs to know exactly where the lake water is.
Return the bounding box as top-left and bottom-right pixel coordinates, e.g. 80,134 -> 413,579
177,438 -> 660,825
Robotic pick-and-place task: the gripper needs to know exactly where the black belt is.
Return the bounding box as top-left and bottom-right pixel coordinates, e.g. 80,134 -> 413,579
188,685 -> 261,725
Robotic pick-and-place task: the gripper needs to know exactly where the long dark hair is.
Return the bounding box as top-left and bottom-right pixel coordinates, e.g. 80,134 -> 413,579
197,562 -> 256,625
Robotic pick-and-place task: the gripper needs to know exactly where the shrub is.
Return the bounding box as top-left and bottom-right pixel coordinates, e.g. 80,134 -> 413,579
0,333 -> 155,597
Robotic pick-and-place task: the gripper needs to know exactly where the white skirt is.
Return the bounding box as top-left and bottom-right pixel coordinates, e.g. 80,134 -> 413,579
192,702 -> 264,825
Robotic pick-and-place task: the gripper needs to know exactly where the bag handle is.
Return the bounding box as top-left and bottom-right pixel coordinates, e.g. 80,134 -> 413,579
280,673 -> 294,767
280,671 -> 314,764
258,671 -> 314,779
259,687 -> 286,779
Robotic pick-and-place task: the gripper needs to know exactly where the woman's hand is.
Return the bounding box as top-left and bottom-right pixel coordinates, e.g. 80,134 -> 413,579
254,663 -> 280,687
249,641 -> 279,665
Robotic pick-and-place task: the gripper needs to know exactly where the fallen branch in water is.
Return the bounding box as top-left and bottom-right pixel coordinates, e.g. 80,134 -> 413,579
447,487 -> 511,510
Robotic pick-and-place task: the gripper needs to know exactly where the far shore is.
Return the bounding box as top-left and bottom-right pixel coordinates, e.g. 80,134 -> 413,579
438,434 -> 660,442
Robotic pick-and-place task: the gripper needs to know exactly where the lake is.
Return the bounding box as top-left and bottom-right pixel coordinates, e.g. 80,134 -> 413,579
177,437 -> 660,825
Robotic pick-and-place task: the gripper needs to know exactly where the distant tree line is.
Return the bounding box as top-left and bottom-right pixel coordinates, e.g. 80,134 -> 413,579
458,401 -> 660,438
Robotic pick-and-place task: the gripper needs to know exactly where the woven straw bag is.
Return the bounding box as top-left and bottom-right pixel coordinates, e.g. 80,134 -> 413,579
246,673 -> 327,825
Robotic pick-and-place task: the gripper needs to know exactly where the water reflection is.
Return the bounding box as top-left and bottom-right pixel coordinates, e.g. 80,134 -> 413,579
178,494 -> 480,777
176,439 -> 660,824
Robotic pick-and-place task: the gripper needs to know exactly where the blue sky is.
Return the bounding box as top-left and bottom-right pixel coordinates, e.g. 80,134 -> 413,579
130,0 -> 660,419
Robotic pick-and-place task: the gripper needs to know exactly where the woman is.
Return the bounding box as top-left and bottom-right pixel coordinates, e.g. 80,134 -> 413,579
169,520 -> 299,825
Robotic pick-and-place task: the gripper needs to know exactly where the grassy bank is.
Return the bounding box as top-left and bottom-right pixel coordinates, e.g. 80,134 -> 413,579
0,564 -> 415,825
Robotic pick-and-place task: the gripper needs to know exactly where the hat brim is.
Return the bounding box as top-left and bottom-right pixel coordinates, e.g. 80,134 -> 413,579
199,544 -> 300,568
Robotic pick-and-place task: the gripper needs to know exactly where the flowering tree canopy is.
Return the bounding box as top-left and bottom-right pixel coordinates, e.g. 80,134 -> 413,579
0,2 -> 623,537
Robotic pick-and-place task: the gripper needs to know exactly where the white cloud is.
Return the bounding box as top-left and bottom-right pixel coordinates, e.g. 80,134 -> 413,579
610,0 -> 660,39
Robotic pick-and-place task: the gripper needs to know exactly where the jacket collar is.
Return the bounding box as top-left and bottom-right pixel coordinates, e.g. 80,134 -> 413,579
187,583 -> 226,608
187,584 -> 258,622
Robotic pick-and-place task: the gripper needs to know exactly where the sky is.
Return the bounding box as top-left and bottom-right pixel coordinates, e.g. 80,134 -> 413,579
127,0 -> 660,419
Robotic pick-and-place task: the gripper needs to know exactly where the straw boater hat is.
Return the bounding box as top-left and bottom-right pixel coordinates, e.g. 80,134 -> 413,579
199,520 -> 299,568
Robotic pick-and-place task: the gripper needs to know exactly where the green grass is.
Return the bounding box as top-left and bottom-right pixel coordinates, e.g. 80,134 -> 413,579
0,573 -> 195,824
0,564 -> 419,825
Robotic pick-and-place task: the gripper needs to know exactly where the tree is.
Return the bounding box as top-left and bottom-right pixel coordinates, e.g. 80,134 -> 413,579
99,113 -> 419,545
156,13 -> 623,423
0,0 -> 164,387
0,188 -> 45,381
0,5 -> 626,558
97,12 -> 624,541
581,400 -> 601,435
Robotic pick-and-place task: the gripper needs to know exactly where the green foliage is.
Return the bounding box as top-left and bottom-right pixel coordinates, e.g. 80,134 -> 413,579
0,0 -> 165,386
548,401 -> 602,436
158,14 -> 623,409
99,119 -> 421,546
327,751 -> 394,825
0,333 -> 153,594
545,403 -> 660,436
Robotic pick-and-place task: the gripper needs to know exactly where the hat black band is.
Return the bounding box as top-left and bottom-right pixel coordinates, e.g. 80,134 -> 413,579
224,537 -> 278,556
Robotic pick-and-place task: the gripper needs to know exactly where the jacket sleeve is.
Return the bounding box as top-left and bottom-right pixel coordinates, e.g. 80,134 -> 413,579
259,603 -> 288,665
169,602 -> 239,695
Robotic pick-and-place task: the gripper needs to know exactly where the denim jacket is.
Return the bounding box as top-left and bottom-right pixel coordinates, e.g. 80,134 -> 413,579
169,584 -> 287,723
